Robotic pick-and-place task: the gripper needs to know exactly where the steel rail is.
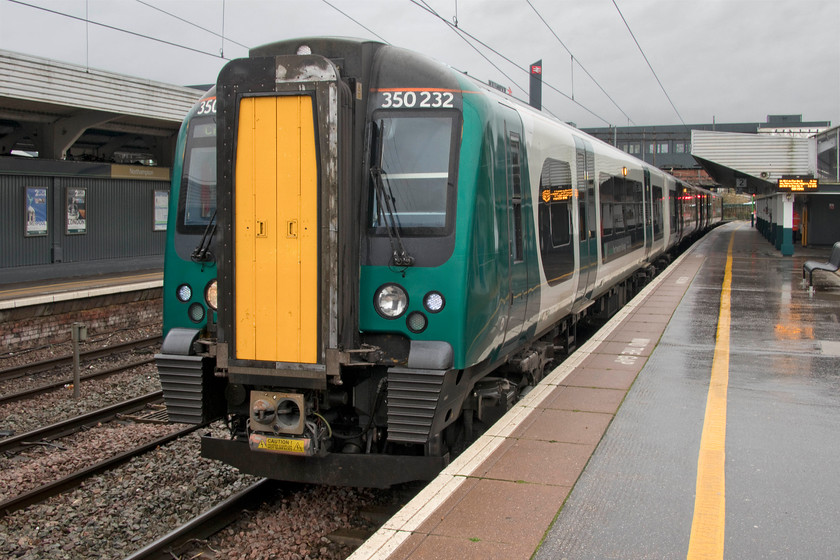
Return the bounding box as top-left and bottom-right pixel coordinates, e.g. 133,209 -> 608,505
122,478 -> 274,560
0,422 -> 199,518
0,391 -> 163,454
0,335 -> 161,381
0,356 -> 155,406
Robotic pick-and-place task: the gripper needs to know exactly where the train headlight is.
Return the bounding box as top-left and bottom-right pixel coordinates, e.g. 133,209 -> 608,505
406,311 -> 428,333
176,284 -> 192,302
423,291 -> 445,313
205,280 -> 218,310
374,284 -> 408,319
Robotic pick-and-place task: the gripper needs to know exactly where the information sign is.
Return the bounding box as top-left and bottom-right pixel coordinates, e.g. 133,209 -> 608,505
778,176 -> 819,192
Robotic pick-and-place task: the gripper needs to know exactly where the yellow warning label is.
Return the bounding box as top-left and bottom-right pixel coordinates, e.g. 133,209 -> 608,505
257,437 -> 306,454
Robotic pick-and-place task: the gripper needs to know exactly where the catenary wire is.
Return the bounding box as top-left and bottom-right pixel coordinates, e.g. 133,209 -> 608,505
410,0 -> 613,126
134,0 -> 249,50
525,0 -> 635,126
417,0 -> 529,97
321,0 -> 390,44
612,0 -> 688,129
8,0 -> 232,61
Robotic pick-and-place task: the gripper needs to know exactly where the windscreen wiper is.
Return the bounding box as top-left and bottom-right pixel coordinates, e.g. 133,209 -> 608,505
371,166 -> 414,267
371,120 -> 413,267
191,209 -> 217,263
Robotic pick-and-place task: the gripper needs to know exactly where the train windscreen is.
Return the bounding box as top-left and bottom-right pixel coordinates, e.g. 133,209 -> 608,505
369,113 -> 457,234
177,116 -> 217,233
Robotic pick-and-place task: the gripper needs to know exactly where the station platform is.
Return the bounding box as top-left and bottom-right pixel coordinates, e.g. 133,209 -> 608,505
350,222 -> 840,559
0,269 -> 161,310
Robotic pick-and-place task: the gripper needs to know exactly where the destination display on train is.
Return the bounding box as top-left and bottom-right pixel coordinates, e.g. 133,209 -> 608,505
777,176 -> 819,192
541,188 -> 576,203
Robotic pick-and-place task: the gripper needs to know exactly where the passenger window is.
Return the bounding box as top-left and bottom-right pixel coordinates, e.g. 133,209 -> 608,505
538,158 -> 574,286
551,204 -> 571,246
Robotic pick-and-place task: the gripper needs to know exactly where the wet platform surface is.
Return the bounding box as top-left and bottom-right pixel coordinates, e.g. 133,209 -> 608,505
351,222 -> 840,560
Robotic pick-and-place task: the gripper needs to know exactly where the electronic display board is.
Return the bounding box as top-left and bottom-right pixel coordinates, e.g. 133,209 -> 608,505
778,176 -> 819,192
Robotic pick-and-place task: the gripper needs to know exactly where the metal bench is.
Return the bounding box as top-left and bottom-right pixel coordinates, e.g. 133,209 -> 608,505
803,241 -> 840,287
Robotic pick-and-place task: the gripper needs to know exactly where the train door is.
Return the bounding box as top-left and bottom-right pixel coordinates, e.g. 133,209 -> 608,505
574,136 -> 596,302
500,106 -> 529,346
234,94 -> 319,364
643,169 -> 653,255
670,181 -> 680,242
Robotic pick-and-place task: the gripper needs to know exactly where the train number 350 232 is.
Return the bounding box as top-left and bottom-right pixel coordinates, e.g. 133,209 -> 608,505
380,91 -> 454,109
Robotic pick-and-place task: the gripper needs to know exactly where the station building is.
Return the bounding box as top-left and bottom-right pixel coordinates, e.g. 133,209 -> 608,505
0,50 -> 204,283
584,115 -> 838,255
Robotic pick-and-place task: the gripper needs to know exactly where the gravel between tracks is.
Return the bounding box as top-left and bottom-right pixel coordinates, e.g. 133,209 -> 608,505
0,324 -> 160,370
1,325 -> 396,560
0,362 -> 162,437
180,484 -> 389,560
0,424 -> 259,560
0,423 -> 392,560
0,421 -> 185,502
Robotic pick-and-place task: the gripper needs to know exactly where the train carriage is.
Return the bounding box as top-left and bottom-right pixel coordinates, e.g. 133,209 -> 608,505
156,37 -> 720,487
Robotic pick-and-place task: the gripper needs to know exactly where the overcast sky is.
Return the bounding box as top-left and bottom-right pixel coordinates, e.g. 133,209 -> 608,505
1,0 -> 837,129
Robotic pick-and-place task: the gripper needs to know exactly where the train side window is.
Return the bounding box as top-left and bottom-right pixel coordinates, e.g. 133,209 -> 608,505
652,185 -> 663,239
538,158 -> 574,286
551,203 -> 571,246
598,173 -> 615,236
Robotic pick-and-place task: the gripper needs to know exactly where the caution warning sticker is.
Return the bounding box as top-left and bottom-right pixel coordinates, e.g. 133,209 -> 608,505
249,434 -> 309,455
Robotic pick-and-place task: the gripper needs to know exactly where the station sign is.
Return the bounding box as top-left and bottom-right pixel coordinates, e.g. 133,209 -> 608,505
111,164 -> 171,181
488,80 -> 511,95
777,175 -> 819,192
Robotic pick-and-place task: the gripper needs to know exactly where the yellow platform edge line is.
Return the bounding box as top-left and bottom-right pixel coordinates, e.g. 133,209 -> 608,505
687,231 -> 735,560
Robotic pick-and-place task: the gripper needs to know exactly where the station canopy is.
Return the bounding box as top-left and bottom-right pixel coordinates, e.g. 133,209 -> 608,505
0,49 -> 204,166
691,130 -> 818,196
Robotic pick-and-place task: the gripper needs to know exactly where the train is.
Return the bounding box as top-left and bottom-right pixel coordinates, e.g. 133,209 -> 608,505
155,37 -> 721,488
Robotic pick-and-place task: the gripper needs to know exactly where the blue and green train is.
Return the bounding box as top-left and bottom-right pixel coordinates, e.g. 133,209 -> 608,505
156,37 -> 721,487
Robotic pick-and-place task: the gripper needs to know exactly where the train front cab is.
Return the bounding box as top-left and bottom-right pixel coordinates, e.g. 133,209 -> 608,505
197,42 -> 479,487
156,88 -> 226,426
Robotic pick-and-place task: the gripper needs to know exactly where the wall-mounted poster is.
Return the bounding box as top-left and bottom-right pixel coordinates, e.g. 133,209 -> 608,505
66,188 -> 87,234
25,186 -> 48,236
154,190 -> 168,231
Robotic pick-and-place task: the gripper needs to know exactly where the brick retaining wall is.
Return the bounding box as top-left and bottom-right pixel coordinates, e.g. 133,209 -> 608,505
0,288 -> 162,354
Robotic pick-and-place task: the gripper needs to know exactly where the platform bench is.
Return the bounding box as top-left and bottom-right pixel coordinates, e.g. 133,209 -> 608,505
803,241 -> 840,287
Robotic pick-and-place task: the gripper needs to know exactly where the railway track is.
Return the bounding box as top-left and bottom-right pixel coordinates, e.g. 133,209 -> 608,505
122,479 -> 407,560
0,392 -> 200,517
0,355 -> 155,405
0,334 -> 161,382
0,391 -> 164,455
123,478 -> 275,560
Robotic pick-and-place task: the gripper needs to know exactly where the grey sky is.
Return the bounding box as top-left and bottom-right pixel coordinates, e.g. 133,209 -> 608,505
1,0 -> 837,128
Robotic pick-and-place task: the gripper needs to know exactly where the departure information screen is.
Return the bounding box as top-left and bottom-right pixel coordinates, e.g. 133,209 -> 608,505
778,176 -> 819,192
